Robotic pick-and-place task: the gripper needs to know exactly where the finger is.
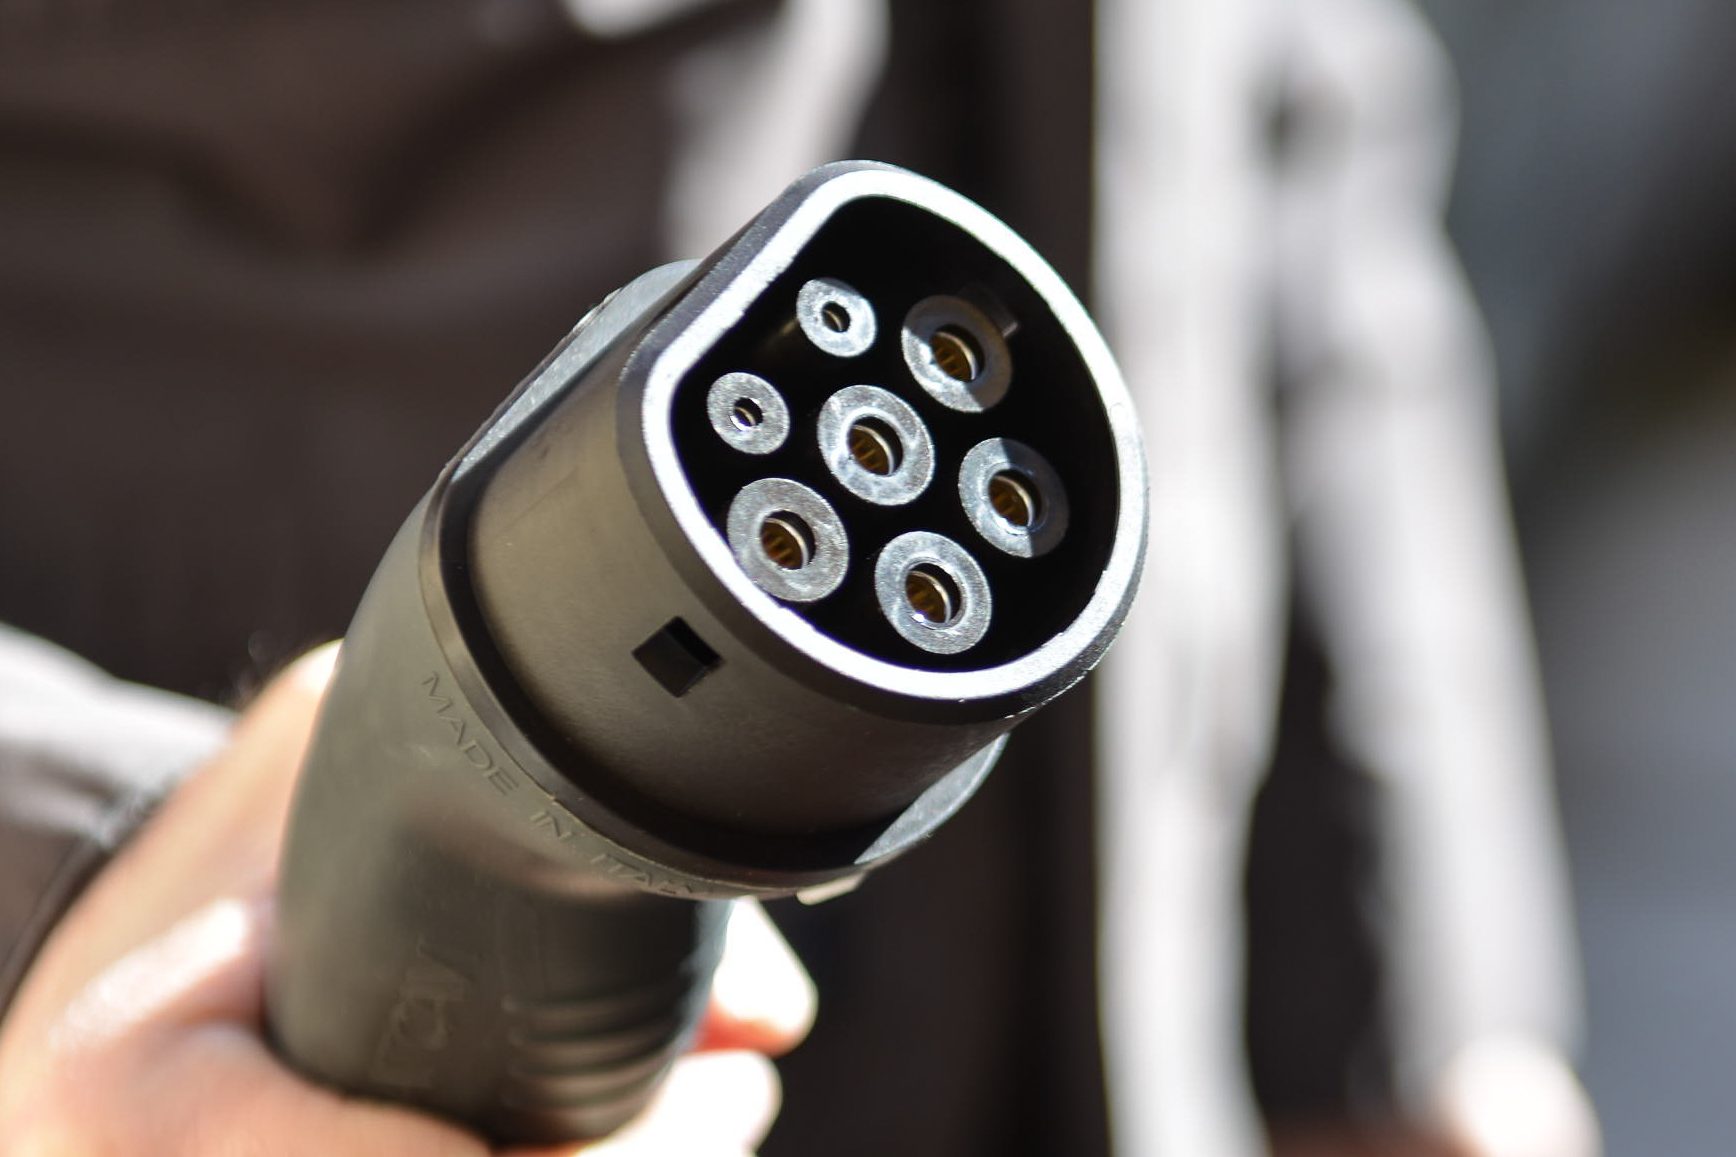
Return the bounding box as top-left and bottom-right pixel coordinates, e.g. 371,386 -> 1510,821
227,639 -> 341,762
505,1052 -> 781,1157
694,900 -> 815,1056
132,642 -> 338,887
25,646 -> 338,996
46,898 -> 264,1052
175,639 -> 339,837
0,647 -> 341,1071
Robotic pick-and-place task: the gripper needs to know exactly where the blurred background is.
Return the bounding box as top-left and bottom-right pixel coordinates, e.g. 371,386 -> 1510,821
1,1 -> 1732,1154
1426,4 -> 1736,1152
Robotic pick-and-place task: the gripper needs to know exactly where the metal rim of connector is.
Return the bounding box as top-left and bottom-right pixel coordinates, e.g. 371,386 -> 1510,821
900,294 -> 1012,413
797,277 -> 877,358
705,371 -> 790,455
958,437 -> 1069,558
631,162 -> 1148,715
874,531 -> 992,654
815,384 -> 936,506
725,478 -> 848,603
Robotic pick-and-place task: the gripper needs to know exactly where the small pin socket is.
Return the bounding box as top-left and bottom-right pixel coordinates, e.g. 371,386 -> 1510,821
706,372 -> 789,455
796,278 -> 876,358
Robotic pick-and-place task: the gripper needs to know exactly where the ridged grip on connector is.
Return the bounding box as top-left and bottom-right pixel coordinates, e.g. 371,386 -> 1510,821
269,509 -> 728,1142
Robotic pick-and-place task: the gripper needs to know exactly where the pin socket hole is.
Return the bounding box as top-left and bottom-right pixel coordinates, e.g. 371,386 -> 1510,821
730,397 -> 764,430
988,469 -> 1040,529
930,326 -> 982,383
821,302 -> 851,332
905,564 -> 961,626
847,418 -> 902,476
760,513 -> 813,570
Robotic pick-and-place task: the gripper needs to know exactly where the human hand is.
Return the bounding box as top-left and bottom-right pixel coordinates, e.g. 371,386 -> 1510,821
0,644 -> 815,1156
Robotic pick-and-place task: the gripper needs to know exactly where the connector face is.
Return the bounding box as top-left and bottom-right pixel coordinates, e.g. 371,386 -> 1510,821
667,194 -> 1124,671
466,163 -> 1141,839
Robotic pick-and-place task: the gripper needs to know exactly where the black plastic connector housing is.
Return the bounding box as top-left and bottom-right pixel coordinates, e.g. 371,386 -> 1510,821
266,161 -> 1146,1144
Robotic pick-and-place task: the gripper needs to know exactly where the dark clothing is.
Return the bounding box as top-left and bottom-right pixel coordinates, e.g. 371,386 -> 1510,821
0,629 -> 228,1011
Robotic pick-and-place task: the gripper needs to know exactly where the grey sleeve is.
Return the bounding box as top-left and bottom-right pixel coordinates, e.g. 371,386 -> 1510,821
0,627 -> 232,1015
1274,0 -> 1584,1106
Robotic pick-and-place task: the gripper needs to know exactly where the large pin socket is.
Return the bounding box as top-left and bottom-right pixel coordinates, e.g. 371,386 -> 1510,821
816,383 -> 935,507
901,293 -> 1013,413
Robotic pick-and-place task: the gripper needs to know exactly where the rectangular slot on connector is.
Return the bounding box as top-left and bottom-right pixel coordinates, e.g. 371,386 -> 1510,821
633,618 -> 721,697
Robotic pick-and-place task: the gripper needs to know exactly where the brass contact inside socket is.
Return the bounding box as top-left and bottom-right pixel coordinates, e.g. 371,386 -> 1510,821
760,513 -> 813,570
988,470 -> 1038,528
905,564 -> 959,625
731,397 -> 764,430
929,325 -> 982,383
847,419 -> 901,476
